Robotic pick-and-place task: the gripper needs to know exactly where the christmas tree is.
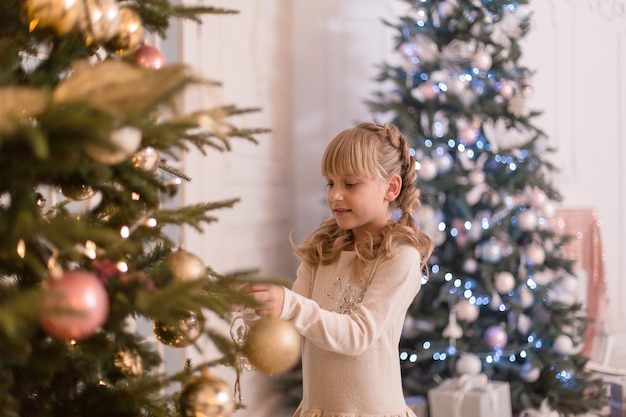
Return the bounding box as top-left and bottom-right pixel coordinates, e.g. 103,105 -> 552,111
366,1 -> 606,415
0,0 -> 283,416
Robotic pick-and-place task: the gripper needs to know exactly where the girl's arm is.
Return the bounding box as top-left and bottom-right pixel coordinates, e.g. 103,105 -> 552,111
280,245 -> 422,356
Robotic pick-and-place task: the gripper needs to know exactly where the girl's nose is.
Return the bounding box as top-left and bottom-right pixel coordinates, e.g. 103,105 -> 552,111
328,186 -> 343,201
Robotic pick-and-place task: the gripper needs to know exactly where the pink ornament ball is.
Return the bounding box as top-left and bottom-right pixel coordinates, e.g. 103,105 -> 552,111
457,126 -> 478,145
456,299 -> 479,322
133,44 -> 167,69
484,325 -> 508,349
40,270 -> 109,341
417,82 -> 437,101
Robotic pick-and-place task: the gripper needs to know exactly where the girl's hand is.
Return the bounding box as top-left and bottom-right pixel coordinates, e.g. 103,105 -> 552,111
243,284 -> 285,318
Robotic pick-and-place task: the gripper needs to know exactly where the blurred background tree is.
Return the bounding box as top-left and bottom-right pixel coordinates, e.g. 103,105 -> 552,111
366,0 -> 606,415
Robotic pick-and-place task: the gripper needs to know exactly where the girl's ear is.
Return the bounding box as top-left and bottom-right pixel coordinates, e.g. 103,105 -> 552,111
384,174 -> 402,202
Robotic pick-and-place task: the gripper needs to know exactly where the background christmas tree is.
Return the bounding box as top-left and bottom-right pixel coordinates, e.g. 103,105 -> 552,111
0,0 -> 286,416
366,0 -> 606,415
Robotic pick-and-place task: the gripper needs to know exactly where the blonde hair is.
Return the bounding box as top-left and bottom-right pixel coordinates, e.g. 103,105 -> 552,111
295,122 -> 433,279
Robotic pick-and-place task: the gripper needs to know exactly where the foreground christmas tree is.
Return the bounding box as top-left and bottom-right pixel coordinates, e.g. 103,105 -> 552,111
367,1 -> 605,415
0,0 -> 280,416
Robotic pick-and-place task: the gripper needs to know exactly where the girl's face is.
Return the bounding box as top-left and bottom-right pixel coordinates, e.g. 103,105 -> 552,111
325,174 -> 398,242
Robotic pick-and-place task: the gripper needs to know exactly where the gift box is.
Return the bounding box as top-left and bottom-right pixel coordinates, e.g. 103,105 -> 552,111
405,396 -> 428,417
427,375 -> 512,417
610,381 -> 626,417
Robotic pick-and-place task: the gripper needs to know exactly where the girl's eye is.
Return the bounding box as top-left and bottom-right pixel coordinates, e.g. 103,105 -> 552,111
345,183 -> 357,187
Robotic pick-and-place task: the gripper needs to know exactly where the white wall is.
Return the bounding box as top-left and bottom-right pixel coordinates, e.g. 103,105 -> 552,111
522,0 -> 626,327
175,0 -> 626,415
177,1 -> 294,416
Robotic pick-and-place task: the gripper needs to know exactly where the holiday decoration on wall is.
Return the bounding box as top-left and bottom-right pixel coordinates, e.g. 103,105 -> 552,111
0,0 -> 272,415
367,0 -> 605,415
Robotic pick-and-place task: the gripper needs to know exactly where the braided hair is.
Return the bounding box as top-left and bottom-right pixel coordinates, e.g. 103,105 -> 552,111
295,122 -> 433,278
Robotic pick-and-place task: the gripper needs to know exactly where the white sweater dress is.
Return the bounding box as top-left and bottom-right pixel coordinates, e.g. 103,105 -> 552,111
279,244 -> 422,417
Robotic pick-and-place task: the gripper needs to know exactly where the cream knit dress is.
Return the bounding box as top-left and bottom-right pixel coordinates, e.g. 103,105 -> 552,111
279,244 -> 422,417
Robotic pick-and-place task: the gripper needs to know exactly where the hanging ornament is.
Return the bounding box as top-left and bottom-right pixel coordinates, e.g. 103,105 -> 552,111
496,80 -> 515,99
472,50 -> 492,71
243,317 -> 300,376
455,353 -> 482,376
526,243 -> 546,265
446,77 -> 465,97
457,126 -> 478,145
517,210 -> 538,231
132,146 -> 160,171
553,334 -> 574,355
484,325 -> 508,349
531,269 -> 555,286
166,248 -> 207,282
467,170 -> 485,186
113,348 -> 144,377
520,362 -> 541,383
455,298 -> 479,322
415,81 -> 437,101
23,0 -> 80,35
462,258 -> 478,274
417,158 -> 437,181
478,240 -> 502,263
527,187 -> 548,208
133,43 -> 167,69
85,126 -> 142,165
442,309 -> 463,342
152,310 -> 205,348
518,286 -> 534,308
494,271 -> 515,294
488,291 -> 502,311
539,201 -> 556,219
548,274 -> 579,306
517,314 -> 532,335
108,6 -> 143,51
179,368 -> 235,417
40,270 -> 109,341
61,184 -> 95,201
77,0 -> 121,45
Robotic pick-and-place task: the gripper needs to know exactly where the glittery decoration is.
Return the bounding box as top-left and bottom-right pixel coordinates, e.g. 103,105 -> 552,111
552,208 -> 608,356
324,275 -> 367,314
114,348 -> 143,376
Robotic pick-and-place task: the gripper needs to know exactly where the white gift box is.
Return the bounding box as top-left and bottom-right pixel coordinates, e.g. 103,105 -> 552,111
427,375 -> 512,417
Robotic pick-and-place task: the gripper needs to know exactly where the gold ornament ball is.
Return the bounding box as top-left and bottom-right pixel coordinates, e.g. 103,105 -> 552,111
152,310 -> 205,348
77,0 -> 122,45
243,317 -> 301,376
132,146 -> 160,171
85,126 -> 142,165
179,373 -> 235,417
23,0 -> 80,35
109,6 -> 144,51
113,348 -> 144,377
61,184 -> 95,201
166,249 -> 206,282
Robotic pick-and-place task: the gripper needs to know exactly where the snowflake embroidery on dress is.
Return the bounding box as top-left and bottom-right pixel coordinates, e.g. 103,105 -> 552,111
324,275 -> 367,314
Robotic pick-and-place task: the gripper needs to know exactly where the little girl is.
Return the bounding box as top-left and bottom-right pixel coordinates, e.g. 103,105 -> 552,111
247,122 -> 433,417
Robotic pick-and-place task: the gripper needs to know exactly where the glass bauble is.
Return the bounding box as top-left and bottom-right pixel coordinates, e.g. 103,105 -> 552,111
153,310 -> 205,348
179,372 -> 234,417
40,270 -> 109,340
243,317 -> 300,376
